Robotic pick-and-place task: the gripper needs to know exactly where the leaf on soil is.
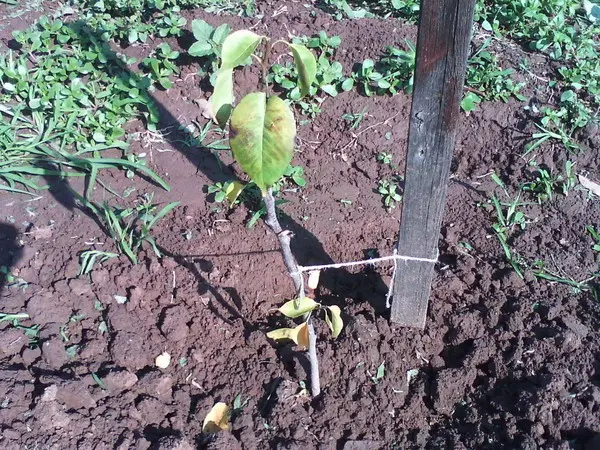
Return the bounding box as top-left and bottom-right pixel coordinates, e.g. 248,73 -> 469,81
113,295 -> 128,304
578,174 -> 600,197
307,270 -> 320,290
266,322 -> 309,349
278,297 -> 318,318
324,305 -> 343,338
202,402 -> 230,433
196,98 -> 214,119
155,352 -> 171,369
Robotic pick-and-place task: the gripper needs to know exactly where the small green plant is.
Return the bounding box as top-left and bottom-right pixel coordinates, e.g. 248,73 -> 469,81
587,226 -> 600,252
521,165 -> 560,203
188,19 -> 233,84
377,178 -> 402,209
371,361 -> 386,384
141,43 -> 180,90
377,152 -> 393,165
76,192 -> 179,264
342,107 -> 368,129
490,194 -> 527,278
200,27 -> 343,396
269,31 -> 351,117
78,250 -> 119,275
348,41 -> 415,96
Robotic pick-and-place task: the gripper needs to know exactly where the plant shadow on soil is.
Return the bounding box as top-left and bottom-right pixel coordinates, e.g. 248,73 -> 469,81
10,19 -> 392,416
0,223 -> 22,292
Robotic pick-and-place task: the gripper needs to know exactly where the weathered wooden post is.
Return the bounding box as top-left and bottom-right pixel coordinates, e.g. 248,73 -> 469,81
391,0 -> 477,328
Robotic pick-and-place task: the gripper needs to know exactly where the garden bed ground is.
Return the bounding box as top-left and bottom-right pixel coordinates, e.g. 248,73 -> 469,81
0,1 -> 599,449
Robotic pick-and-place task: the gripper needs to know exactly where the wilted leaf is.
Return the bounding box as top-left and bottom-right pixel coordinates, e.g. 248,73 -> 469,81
307,270 -> 320,290
289,43 -> 317,97
230,93 -> 295,192
202,402 -> 230,433
221,30 -> 262,70
266,322 -> 309,349
225,181 -> 245,205
210,68 -> 234,128
278,297 -> 318,318
579,174 -> 600,197
324,305 -> 343,338
155,352 -> 171,369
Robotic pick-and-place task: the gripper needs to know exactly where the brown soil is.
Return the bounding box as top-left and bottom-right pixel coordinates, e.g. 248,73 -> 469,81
1,2 -> 599,449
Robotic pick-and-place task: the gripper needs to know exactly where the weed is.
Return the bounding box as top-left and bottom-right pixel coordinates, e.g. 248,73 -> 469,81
587,226 -> 600,252
342,107 -> 368,129
141,43 -> 180,90
76,192 -> 179,264
377,178 -> 403,209
377,152 -> 393,165
349,41 -> 416,96
490,194 -> 527,278
79,250 -> 119,275
371,361 -> 386,384
269,31 -> 351,117
188,19 -> 233,84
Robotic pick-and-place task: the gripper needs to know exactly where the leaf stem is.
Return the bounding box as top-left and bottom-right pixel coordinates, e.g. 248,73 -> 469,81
263,189 -> 321,396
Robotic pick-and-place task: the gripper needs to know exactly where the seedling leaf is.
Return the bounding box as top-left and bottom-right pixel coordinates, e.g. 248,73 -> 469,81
211,68 -> 234,128
266,322 -> 309,348
202,402 -> 230,433
324,305 -> 343,338
221,30 -> 262,70
230,93 -> 295,192
279,297 -> 318,318
288,44 -> 317,97
225,181 -> 245,205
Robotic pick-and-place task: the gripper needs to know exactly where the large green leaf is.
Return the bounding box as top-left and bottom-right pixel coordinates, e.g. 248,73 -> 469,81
191,19 -> 213,41
279,297 -> 319,318
210,68 -> 234,128
230,93 -> 295,192
221,30 -> 262,70
289,44 -> 317,97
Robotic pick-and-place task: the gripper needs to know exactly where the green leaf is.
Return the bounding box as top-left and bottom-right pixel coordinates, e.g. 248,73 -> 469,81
189,41 -> 213,57
324,305 -> 343,338
341,78 -> 354,91
210,68 -> 234,128
460,92 -> 481,112
288,44 -> 317,97
230,93 -> 295,193
279,297 -> 318,318
192,19 -> 213,41
221,30 -> 262,70
213,23 -> 232,44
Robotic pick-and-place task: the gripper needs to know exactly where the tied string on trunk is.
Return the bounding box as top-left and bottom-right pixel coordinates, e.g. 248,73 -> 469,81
291,249 -> 438,308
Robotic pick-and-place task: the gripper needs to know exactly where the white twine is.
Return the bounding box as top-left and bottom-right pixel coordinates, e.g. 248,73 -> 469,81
292,250 -> 438,309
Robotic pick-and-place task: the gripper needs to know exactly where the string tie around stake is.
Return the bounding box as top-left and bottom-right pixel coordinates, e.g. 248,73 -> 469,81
291,250 -> 438,309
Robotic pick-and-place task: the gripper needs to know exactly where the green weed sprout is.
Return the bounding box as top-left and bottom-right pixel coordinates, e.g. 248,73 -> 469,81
204,28 -> 345,396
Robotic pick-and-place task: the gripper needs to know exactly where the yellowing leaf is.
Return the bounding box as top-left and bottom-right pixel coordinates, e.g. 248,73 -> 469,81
225,181 -> 245,205
210,68 -> 234,128
307,270 -> 320,290
202,402 -> 230,433
266,323 -> 309,349
324,306 -> 343,338
230,93 -> 295,192
278,297 -> 318,318
288,43 -> 317,97
221,30 -> 262,70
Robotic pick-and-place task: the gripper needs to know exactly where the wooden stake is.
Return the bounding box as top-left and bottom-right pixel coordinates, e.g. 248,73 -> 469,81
391,0 -> 476,328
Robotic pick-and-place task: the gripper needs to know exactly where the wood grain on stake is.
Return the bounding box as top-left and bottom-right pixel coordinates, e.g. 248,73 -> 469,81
391,0 -> 476,328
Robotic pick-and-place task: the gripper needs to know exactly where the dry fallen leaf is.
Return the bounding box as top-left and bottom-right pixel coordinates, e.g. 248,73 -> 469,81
266,322 -> 310,349
307,270 -> 320,290
202,402 -> 229,433
155,352 -> 171,369
578,174 -> 600,197
196,98 -> 215,120
29,225 -> 53,240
